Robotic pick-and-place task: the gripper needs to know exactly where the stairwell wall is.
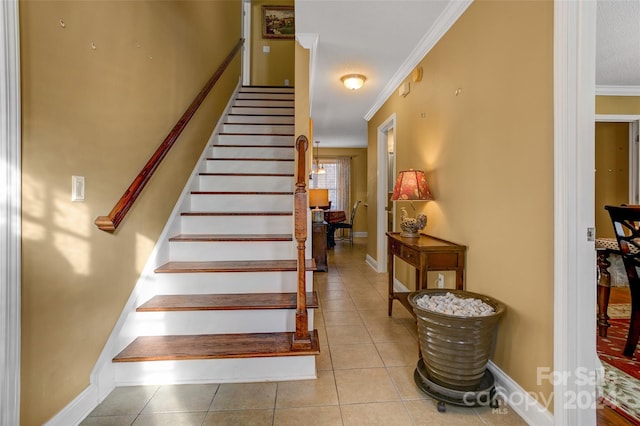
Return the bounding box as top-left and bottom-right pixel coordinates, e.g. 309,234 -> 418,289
19,1 -> 242,424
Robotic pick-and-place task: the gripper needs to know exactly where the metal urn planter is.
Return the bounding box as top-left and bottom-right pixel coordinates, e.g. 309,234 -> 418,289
408,289 -> 505,393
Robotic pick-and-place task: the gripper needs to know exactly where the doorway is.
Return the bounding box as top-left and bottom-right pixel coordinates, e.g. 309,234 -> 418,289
376,114 -> 396,273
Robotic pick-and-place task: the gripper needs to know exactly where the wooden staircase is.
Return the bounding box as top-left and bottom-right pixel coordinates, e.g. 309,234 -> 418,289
110,86 -> 320,384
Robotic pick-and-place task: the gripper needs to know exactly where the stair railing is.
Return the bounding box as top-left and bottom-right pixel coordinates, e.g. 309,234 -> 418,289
95,38 -> 244,232
292,135 -> 312,350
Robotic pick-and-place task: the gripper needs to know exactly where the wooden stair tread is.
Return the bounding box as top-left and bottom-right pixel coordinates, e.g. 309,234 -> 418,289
169,233 -> 292,242
191,191 -> 293,195
113,331 -> 320,362
180,211 -> 292,217
137,292 -> 319,311
206,157 -> 294,162
199,172 -> 294,177
218,133 -> 294,137
212,144 -> 294,149
155,259 -> 317,273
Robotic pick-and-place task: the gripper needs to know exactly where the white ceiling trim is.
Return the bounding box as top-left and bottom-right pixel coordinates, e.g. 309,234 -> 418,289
595,85 -> 640,96
295,33 -> 319,114
363,0 -> 473,121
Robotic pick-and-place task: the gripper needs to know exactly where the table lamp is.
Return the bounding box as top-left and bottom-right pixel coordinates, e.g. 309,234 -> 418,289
309,188 -> 329,222
391,169 -> 433,237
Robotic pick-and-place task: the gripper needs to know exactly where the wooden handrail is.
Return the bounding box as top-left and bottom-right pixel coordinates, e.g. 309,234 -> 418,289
95,38 -> 244,232
292,135 -> 312,350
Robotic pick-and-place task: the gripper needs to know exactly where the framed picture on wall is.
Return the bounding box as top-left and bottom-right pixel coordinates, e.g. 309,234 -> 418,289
262,6 -> 295,39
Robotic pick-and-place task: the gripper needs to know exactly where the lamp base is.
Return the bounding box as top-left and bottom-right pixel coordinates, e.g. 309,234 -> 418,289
399,211 -> 427,238
400,231 -> 420,238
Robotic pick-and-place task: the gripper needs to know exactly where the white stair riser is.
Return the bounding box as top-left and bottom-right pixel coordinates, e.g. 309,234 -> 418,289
217,134 -> 293,146
190,194 -> 293,211
169,241 -> 295,261
222,123 -> 294,134
240,87 -> 294,94
234,99 -> 294,107
230,106 -> 293,115
205,159 -> 293,174
226,115 -> 294,124
210,146 -> 294,159
237,92 -> 294,101
150,271 -> 313,295
181,215 -> 292,234
113,357 -> 316,386
198,175 -> 293,192
126,310 -> 314,336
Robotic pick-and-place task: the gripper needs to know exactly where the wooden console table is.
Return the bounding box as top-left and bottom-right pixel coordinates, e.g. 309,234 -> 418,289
386,232 -> 466,316
312,222 -> 328,272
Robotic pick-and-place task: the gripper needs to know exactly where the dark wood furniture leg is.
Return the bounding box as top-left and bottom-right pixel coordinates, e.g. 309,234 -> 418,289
624,282 -> 640,357
597,250 -> 611,337
388,238 -> 394,316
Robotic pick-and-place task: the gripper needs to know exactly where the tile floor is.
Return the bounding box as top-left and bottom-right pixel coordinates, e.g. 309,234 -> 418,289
80,238 -> 526,425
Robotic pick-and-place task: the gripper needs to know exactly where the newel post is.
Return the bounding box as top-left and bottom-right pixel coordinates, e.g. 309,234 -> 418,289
292,135 -> 312,350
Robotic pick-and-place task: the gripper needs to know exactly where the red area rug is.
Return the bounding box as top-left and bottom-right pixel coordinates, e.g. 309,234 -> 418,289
597,318 -> 640,425
597,319 -> 640,379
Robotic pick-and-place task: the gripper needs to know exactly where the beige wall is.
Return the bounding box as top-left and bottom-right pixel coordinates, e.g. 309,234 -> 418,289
596,96 -> 640,114
20,1 -> 242,424
317,147 -> 368,234
367,0 -> 554,401
595,122 -> 629,238
251,0 -> 295,86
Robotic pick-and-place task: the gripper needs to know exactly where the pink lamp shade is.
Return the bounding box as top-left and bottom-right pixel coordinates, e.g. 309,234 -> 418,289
391,169 -> 433,201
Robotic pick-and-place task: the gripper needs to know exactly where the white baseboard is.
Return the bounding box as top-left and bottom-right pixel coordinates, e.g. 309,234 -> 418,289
365,254 -> 378,271
488,360 -> 554,426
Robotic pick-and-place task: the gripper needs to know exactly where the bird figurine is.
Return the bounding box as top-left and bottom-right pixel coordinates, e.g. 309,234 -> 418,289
399,207 -> 427,237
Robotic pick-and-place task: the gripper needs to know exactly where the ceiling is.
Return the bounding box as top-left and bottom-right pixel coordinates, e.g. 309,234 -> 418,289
294,0 -> 640,149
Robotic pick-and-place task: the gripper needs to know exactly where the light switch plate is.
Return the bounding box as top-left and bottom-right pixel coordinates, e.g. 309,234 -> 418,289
263,45 -> 270,53
72,176 -> 85,201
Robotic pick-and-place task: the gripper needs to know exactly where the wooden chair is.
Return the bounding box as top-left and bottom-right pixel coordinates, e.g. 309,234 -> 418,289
333,200 -> 361,245
605,205 -> 640,357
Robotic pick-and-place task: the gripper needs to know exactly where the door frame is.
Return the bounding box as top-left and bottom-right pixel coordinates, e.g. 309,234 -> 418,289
0,0 -> 21,424
242,0 -> 251,86
376,114 -> 396,273
553,1 -> 598,424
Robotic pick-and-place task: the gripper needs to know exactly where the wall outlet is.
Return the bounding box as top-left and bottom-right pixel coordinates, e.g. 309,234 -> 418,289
284,79 -> 290,86
262,45 -> 270,53
436,273 -> 445,289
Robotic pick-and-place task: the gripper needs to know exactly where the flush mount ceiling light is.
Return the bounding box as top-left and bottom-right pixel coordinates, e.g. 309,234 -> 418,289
341,74 -> 367,91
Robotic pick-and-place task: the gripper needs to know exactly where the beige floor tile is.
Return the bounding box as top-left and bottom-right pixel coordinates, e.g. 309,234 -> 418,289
80,415 -> 137,426
132,412 -> 207,425
323,310 -> 364,326
202,409 -> 274,425
320,290 -> 351,300
474,402 -> 529,425
352,296 -> 389,310
357,308 -> 398,326
365,322 -> 416,343
88,386 -> 158,416
330,343 -> 384,370
326,324 -> 372,346
274,405 -> 343,425
376,341 -> 420,367
334,368 -> 400,404
340,401 -> 413,425
316,345 -> 334,371
276,371 -> 339,408
404,399 -> 485,425
141,383 -> 218,413
322,297 -> 358,312
210,382 -> 277,411
387,366 -> 429,400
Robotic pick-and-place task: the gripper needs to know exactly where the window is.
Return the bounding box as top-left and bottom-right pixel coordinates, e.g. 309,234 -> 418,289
311,157 -> 350,212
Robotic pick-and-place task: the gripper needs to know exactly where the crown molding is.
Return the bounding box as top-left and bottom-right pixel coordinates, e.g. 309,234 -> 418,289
596,85 -> 640,96
296,33 -> 319,115
364,0 -> 473,121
